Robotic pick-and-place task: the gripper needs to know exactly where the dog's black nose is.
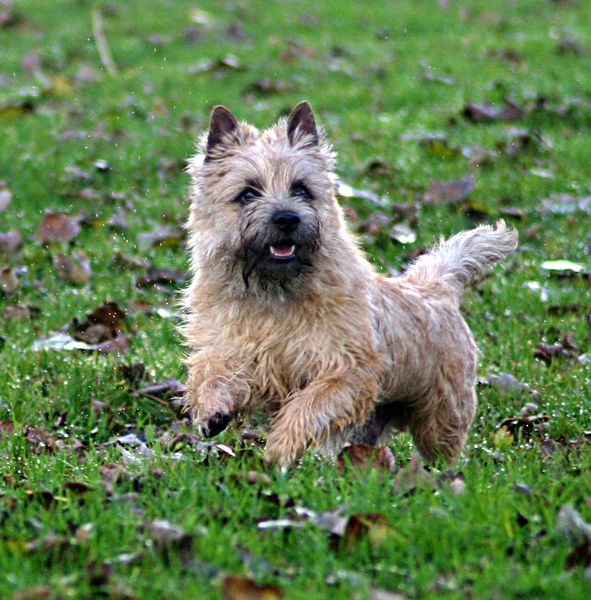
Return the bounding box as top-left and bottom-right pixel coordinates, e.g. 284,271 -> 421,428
272,210 -> 300,233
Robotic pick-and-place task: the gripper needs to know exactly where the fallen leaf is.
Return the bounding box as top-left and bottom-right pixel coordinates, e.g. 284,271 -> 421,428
100,463 -> 129,494
370,589 -> 406,600
540,193 -> 591,215
529,167 -> 554,179
533,332 -> 581,365
0,420 -> 14,438
557,503 -> 591,542
0,187 -> 12,210
137,225 -> 184,249
64,481 -> 93,494
53,251 -> 92,284
363,157 -> 395,177
23,489 -> 56,508
146,519 -> 194,564
146,519 -> 187,542
37,211 -> 81,243
0,2 -> 22,29
463,98 -> 524,122
417,133 -> 463,159
244,471 -> 272,487
222,575 -> 283,600
0,98 -> 35,118
13,587 -> 53,600
23,425 -> 59,453
25,531 -> 71,555
556,33 -> 587,55
541,259 -> 586,276
32,331 -> 129,354
189,54 -> 244,75
245,78 -> 294,96
0,229 -> 22,255
499,206 -> 527,219
486,47 -> 524,64
87,301 -> 127,329
337,444 -> 395,471
0,265 -> 19,294
423,176 -> 474,204
420,70 -> 455,85
392,455 -> 435,495
335,513 -> 399,550
481,372 -> 537,398
118,362 -> 149,385
337,182 -> 388,207
500,127 -> 546,156
136,266 -> 187,286
496,413 -> 550,441
390,223 -> 417,244
75,522 -> 94,543
135,378 -> 186,399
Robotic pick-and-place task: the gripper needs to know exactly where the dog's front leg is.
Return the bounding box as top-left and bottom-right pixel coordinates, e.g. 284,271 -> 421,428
185,352 -> 250,438
264,372 -> 378,467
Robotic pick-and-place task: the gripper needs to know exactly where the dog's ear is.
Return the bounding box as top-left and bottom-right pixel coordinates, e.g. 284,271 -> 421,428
287,101 -> 318,147
205,105 -> 241,161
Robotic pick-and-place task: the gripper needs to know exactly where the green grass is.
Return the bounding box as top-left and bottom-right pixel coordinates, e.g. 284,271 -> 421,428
1,0 -> 590,598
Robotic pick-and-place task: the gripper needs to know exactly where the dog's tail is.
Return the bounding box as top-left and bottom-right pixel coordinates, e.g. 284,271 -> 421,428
403,220 -> 517,297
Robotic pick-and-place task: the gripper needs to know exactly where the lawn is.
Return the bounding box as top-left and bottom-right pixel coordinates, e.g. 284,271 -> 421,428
1,0 -> 590,598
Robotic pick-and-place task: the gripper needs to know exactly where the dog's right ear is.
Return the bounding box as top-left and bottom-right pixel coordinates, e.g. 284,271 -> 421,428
205,105 -> 241,162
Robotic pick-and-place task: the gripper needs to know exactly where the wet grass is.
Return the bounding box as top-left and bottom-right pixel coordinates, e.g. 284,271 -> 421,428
0,1 -> 590,598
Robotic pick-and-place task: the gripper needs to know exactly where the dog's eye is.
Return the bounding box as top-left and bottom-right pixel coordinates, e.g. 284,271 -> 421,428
291,183 -> 313,200
234,187 -> 260,205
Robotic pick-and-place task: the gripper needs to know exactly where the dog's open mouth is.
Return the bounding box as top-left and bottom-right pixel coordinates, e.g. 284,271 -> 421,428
269,243 -> 296,260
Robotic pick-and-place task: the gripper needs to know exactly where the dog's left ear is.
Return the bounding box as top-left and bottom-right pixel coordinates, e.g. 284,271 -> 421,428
287,101 -> 319,147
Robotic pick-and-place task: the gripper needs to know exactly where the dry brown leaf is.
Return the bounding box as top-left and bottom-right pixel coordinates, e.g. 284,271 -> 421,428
533,332 -> 581,365
13,587 -> 53,600
245,78 -> 294,96
23,425 -> 60,453
463,98 -> 524,122
53,251 -> 92,284
37,211 -> 81,243
0,265 -> 19,294
222,574 -> 283,600
424,176 -> 474,204
496,413 -> 550,441
337,444 -> 395,471
0,229 -> 22,255
137,225 -> 184,249
135,378 -> 186,399
136,266 -> 187,286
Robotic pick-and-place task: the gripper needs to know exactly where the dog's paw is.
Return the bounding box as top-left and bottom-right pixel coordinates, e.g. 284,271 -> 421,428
263,437 -> 301,469
200,411 -> 232,438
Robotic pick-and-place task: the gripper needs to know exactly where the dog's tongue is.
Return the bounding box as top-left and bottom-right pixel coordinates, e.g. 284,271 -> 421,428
270,243 -> 295,258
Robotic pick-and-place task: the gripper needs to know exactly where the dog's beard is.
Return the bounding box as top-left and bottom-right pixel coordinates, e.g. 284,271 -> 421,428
236,225 -> 320,290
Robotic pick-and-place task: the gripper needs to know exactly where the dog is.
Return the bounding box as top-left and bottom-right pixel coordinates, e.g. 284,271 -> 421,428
182,101 -> 518,467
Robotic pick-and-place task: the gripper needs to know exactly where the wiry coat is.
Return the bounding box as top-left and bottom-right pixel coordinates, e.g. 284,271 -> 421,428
182,103 -> 518,466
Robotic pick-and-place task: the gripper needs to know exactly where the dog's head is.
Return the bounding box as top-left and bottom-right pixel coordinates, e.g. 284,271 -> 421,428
187,102 -> 342,290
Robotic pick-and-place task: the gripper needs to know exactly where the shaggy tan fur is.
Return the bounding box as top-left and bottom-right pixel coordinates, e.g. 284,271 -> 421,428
182,102 -> 518,467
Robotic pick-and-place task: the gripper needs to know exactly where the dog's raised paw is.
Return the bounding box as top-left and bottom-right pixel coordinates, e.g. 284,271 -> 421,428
203,412 -> 231,438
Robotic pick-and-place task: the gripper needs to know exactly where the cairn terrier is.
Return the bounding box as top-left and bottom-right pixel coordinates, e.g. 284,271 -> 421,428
182,102 -> 517,467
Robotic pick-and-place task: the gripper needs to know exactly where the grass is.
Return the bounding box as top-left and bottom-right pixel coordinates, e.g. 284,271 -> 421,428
1,0 -> 590,598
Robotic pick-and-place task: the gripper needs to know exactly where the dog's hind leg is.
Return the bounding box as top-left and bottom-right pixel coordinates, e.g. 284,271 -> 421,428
407,366 -> 476,464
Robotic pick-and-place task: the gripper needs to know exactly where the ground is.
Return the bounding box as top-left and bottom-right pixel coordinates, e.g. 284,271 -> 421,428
0,1 -> 590,598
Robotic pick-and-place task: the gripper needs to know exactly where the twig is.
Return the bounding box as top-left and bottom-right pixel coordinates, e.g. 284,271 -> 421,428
91,4 -> 118,76
132,388 -> 184,418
